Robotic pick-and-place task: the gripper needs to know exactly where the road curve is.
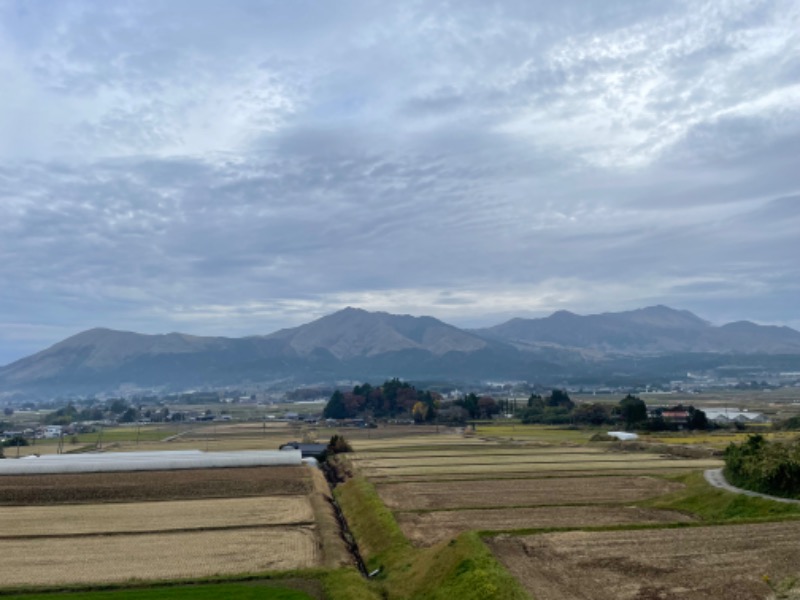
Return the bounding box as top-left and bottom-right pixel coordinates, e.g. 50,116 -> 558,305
704,468 -> 800,505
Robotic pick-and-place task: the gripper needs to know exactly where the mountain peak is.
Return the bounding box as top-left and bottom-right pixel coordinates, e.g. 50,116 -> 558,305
267,307 -> 487,359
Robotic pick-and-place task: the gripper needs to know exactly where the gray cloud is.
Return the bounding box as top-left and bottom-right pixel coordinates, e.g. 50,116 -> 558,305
0,0 -> 798,363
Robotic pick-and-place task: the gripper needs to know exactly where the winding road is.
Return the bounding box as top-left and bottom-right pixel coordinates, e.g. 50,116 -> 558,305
704,468 -> 800,505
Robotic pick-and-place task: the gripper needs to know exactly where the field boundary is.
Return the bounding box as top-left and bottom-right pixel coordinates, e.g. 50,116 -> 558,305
0,522 -> 317,541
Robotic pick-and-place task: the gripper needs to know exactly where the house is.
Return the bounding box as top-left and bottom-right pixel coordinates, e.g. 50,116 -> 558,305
43,425 -> 63,439
661,410 -> 690,425
279,441 -> 328,460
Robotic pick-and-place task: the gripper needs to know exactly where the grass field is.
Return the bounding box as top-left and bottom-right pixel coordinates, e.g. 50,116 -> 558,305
0,582 -> 318,600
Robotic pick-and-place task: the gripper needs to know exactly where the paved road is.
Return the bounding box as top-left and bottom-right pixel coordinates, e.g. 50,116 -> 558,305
704,468 -> 800,505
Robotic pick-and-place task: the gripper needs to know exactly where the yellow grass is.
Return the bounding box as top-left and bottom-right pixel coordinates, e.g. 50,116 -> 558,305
0,527 -> 318,586
0,496 -> 314,536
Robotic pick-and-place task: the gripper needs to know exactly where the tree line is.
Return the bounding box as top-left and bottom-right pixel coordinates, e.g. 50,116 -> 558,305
322,382 -> 709,431
724,434 -> 800,499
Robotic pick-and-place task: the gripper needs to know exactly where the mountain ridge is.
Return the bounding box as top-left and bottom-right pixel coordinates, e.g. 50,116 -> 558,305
1,305 -> 799,396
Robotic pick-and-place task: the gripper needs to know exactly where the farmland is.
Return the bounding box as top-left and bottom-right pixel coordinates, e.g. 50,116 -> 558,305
3,416 -> 800,599
0,463 -> 350,590
332,422 -> 800,598
488,521 -> 800,600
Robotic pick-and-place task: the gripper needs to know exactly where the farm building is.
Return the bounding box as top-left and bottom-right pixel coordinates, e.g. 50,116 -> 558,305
280,441 -> 328,459
703,409 -> 768,424
0,449 -> 302,475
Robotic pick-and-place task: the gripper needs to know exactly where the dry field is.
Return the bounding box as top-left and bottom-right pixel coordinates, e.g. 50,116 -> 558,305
361,458 -> 721,477
488,521 -> 800,600
377,476 -> 684,510
397,505 -> 695,546
0,527 -> 318,587
364,467 -> 701,483
0,465 -> 349,587
0,495 -> 314,537
0,466 -> 310,505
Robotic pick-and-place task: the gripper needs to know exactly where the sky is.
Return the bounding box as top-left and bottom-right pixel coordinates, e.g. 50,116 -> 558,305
1,0 -> 799,365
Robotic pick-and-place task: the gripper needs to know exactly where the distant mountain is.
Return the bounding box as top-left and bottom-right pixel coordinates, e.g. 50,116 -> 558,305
474,305 -> 800,355
264,307 -> 488,359
2,305 -> 799,398
0,309 -> 544,396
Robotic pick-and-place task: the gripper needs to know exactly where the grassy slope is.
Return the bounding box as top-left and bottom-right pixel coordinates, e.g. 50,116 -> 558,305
641,471 -> 800,522
335,476 -> 529,600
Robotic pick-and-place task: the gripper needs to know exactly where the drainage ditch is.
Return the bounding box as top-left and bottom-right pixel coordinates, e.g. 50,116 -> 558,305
322,458 -> 369,577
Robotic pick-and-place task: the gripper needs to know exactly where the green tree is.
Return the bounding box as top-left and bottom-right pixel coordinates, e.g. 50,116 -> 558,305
618,394 -> 647,430
547,389 -> 574,410
688,407 -> 709,430
323,390 -> 348,419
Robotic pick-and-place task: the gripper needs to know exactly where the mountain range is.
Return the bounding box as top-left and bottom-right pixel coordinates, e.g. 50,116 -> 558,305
2,306 -> 800,397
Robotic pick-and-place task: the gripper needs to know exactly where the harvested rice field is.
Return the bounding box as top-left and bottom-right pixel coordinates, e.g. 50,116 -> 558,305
0,527 -> 318,587
377,476 -> 684,510
397,505 -> 695,546
364,467 -> 701,483
361,458 -> 721,477
0,465 -> 350,587
488,520 -> 800,600
377,477 -> 683,510
0,495 -> 314,537
0,466 -> 310,505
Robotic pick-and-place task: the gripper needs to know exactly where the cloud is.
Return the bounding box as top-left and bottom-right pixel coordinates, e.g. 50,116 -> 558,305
0,0 -> 798,362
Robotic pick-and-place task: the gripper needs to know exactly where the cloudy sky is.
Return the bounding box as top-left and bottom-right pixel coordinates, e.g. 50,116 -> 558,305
1,0 -> 799,364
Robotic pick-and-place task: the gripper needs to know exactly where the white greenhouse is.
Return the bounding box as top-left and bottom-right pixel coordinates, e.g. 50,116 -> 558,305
0,449 -> 302,475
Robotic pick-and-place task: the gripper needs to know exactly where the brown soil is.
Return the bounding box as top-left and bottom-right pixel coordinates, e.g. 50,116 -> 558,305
397,506 -> 695,546
0,466 -> 311,505
368,467 -> 698,483
378,476 -> 684,510
488,521 -> 800,600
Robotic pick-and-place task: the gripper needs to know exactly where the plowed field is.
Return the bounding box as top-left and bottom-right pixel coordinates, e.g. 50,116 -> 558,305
378,476 -> 683,510
488,521 -> 800,600
397,505 -> 695,546
0,466 -> 310,505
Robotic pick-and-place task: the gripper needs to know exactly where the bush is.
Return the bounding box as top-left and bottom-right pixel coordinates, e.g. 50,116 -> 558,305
724,435 -> 800,499
328,434 -> 353,454
3,435 -> 28,447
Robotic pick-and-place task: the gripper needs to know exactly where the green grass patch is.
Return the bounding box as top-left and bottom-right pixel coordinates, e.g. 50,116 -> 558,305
334,477 -> 410,570
641,472 -> 800,522
334,476 -> 530,599
321,569 -> 382,600
0,583 -> 313,600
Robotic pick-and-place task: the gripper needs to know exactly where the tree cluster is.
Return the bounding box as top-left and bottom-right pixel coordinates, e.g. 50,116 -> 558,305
454,393 -> 501,420
725,435 -> 800,499
322,379 -> 440,421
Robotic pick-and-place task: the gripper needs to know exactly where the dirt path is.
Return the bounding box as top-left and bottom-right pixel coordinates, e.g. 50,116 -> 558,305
704,468 -> 800,504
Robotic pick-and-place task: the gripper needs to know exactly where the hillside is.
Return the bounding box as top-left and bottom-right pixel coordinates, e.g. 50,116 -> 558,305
475,306 -> 800,355
1,306 -> 799,397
